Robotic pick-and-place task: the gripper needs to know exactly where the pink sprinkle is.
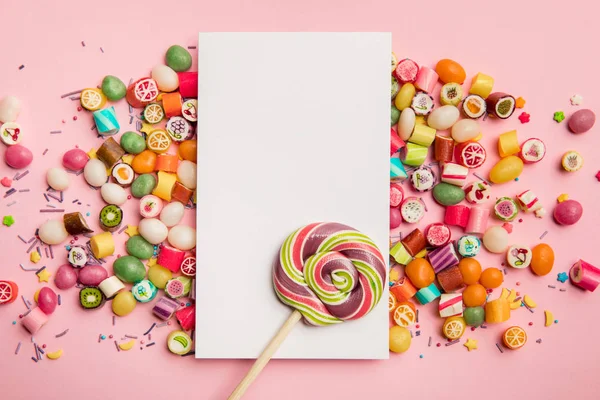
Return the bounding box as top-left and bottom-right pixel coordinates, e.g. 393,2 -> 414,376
42,344 -> 46,349
167,321 -> 171,326
436,343 -> 441,347
487,289 -> 493,293
518,218 -> 523,223
471,327 -> 475,331
62,120 -> 66,123
516,292 -> 520,296
73,116 -> 78,121
127,195 -> 132,200
528,322 -> 533,326
19,314 -> 23,318
180,302 -> 185,307
109,335 -> 113,339
77,106 -> 82,112
516,281 -> 521,286
1,177 -> 12,187
141,340 -> 145,345
70,240 -> 75,245
415,324 -> 420,329
74,236 -> 79,240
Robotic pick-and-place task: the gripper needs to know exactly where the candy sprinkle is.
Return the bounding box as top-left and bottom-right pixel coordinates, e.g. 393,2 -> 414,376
445,339 -> 460,346
143,322 -> 156,336
496,343 -> 504,353
15,342 -> 22,355
539,230 -> 548,240
428,336 -> 432,347
19,65 -> 25,70
114,340 -> 120,352
145,342 -> 156,347
60,89 -> 82,99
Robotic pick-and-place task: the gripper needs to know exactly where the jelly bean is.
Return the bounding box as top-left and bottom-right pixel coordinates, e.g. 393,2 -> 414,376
126,236 -> 155,260
397,108 -> 416,141
113,256 -> 146,283
451,119 -> 480,143
55,264 -> 78,290
177,160 -> 197,190
463,306 -> 485,327
165,45 -> 192,72
435,59 -> 466,84
167,225 -> 196,251
479,267 -> 503,289
179,140 -> 197,162
148,265 -> 173,290
160,202 -> 185,227
432,182 -> 465,206
131,174 -> 157,198
394,83 -> 416,111
531,244 -> 554,276
151,65 -> 179,92
46,167 -> 70,191
0,95 -> 21,123
78,265 -> 109,286
489,156 -> 523,184
568,109 -> 595,134
4,144 -> 33,169
391,104 -> 400,126
120,132 -> 147,155
426,105 -> 460,130
62,148 -> 89,171
131,150 -> 157,174
458,258 -> 482,285
139,218 -> 168,244
112,291 -> 137,316
100,183 -> 127,206
37,287 -> 58,315
390,207 -> 402,229
482,226 -> 509,253
101,75 -> 127,101
404,258 -> 435,289
38,219 -> 69,245
84,159 -> 108,187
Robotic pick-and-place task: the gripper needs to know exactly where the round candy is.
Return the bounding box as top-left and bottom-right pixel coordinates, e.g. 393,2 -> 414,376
0,95 -> 21,123
126,235 -> 155,260
113,256 -> 146,283
463,284 -> 487,307
101,75 -> 127,101
68,245 -> 88,267
411,92 -> 434,116
179,140 -> 197,162
160,201 -> 185,227
432,182 -> 464,206
463,306 -> 485,327
426,105 -> 460,130
561,151 -> 583,172
390,207 -> 402,229
458,258 -> 482,285
120,131 -> 146,155
131,150 -> 157,174
165,277 -> 191,298
520,138 -> 546,163
148,265 -> 173,289
177,160 -> 197,190
440,83 -> 463,107
38,219 -> 69,245
455,141 -> 486,169
182,99 -> 198,122
4,144 -> 33,169
390,183 -> 404,207
100,183 -> 127,205
425,223 -> 451,247
151,65 -> 179,92
410,165 -> 435,192
140,195 -> 163,218
62,148 -> 89,171
131,174 -> 157,198
480,267 -> 504,289
79,287 -> 105,310
99,204 -> 123,232
112,291 -> 136,316
482,226 -> 509,253
166,116 -> 194,142
181,256 -> 196,277
112,163 -> 134,186
389,326 -> 412,353
84,159 -> 108,187
78,265 -> 109,286
489,156 -> 523,184
435,59 -> 466,84
553,199 -> 583,225
506,245 -> 532,269
494,197 -> 518,222
54,264 -> 78,289
139,218 -> 168,244
132,279 -> 158,303
0,122 -> 21,145
451,119 -> 480,143
37,287 -> 58,315
167,225 -> 196,251
165,45 -> 192,72
462,94 -> 486,119
531,244 -> 554,276
464,181 -> 492,204
457,235 -> 481,257
46,167 -> 70,191
167,330 -> 193,355
568,109 -> 595,134
404,258 -> 435,289
401,197 -> 426,224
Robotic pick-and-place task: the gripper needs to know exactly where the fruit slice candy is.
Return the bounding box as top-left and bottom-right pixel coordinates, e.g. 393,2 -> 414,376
464,181 -> 492,204
401,197 -> 426,224
494,197 -> 518,221
455,141 -> 486,169
520,138 -> 546,163
486,92 -> 516,119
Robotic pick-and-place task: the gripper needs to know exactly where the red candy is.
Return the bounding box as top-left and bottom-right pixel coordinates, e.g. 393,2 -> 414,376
390,128 -> 405,155
394,59 -> 419,83
425,223 -> 451,247
175,304 -> 196,331
444,205 -> 471,228
62,148 -> 89,171
390,207 -> 402,229
390,183 -> 404,207
157,245 -> 186,273
178,72 -> 198,98
4,144 -> 33,169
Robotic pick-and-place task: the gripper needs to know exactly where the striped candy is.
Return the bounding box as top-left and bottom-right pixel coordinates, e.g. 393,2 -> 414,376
93,106 -> 120,136
273,222 -> 386,326
428,241 -> 459,273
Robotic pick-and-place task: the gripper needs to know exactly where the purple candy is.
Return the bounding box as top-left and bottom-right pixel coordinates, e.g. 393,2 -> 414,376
428,241 -> 459,273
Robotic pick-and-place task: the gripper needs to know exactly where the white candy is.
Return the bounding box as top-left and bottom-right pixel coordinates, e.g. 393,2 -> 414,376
160,202 -> 185,227
46,168 -> 70,191
177,160 -> 197,190
84,159 -> 108,187
151,65 -> 179,92
427,105 -> 460,130
167,225 -> 196,251
0,96 -> 21,123
139,218 -> 168,245
38,219 -> 69,245
397,108 -> 415,141
451,119 -> 480,143
482,226 -> 509,254
0,122 -> 22,145
100,183 -> 127,205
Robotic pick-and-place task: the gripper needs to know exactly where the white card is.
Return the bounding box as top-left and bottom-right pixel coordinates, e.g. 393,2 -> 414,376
195,32 -> 390,359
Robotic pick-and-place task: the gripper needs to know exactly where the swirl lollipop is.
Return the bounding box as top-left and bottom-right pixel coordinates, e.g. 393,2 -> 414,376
229,222 -> 386,399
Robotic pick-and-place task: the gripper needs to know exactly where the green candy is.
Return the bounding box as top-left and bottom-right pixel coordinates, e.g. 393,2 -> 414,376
101,75 -> 127,101
433,182 -> 465,206
113,256 -> 146,283
131,174 -> 157,198
463,306 -> 485,327
120,132 -> 146,155
165,45 -> 192,72
391,104 -> 400,126
126,236 -> 155,260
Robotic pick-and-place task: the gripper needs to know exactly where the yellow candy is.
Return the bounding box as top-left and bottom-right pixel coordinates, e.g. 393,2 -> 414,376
523,294 -> 537,308
515,97 -> 526,108
415,115 -> 427,125
414,248 -> 428,259
394,83 -> 416,111
389,265 -> 402,282
90,232 -> 115,259
30,251 -> 41,263
152,171 -> 177,201
408,124 -> 436,147
33,289 -> 41,303
389,326 -> 412,353
112,291 -> 137,317
489,156 -> 524,184
469,73 -> 494,99
148,264 -> 173,289
544,310 -> 554,327
498,130 -> 520,157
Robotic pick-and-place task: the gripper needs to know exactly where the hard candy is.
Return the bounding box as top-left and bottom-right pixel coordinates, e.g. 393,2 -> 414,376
131,174 -> 157,198
167,225 -> 196,251
112,291 -> 136,316
138,218 -> 168,244
160,202 -> 185,227
0,95 -> 21,123
165,45 -> 192,72
482,226 -> 509,253
4,144 -> 33,169
37,287 -> 58,315
46,168 -> 70,191
100,183 -> 127,205
126,235 -> 155,260
177,160 -> 197,189
38,219 -> 69,245
84,159 -> 108,187
101,75 -> 127,101
113,256 -> 146,283
54,264 -> 78,289
120,132 -> 146,154
78,265 -> 109,286
426,105 -> 460,130
62,148 -> 89,171
432,182 -> 465,206
151,65 -> 179,92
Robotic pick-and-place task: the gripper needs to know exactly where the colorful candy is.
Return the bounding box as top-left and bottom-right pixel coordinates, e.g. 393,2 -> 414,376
139,218 -> 169,245
415,283 -> 441,305
410,165 -> 436,192
425,223 -> 451,247
400,143 -> 428,167
390,157 -> 407,180
553,199 -> 583,225
561,150 -> 584,172
90,232 -> 115,259
400,229 -> 426,257
437,265 -> 464,293
160,201 -> 185,227
469,73 -> 494,99
401,197 -> 426,224
167,225 -> 196,251
101,75 -> 127,101
438,293 -> 463,317
457,235 -> 481,257
409,124 -> 436,147
485,297 -> 510,324
93,107 -> 120,136
461,94 -> 486,119
167,330 -> 193,355
570,260 -> 600,292
176,304 -> 196,331
0,122 -> 22,145
126,78 -> 159,108
506,245 -> 532,269
21,307 -> 49,334
99,204 -> 123,232
153,296 -> 180,320
464,181 -> 492,204
519,138 -> 546,163
411,92 -> 434,116
394,59 -> 419,83
120,131 -> 147,155
166,45 -> 192,72
131,174 -> 157,198
98,276 -> 125,299
434,135 -> 454,163
458,258 -> 482,285
84,159 -> 108,187
441,162 -> 468,186
4,144 -> 33,169
152,171 -> 177,201
394,83 -> 416,111
435,59 -> 466,84
0,95 -> 21,123
112,291 -> 136,316
465,206 -> 489,234
454,141 -> 486,169
390,242 -> 413,265
390,277 -> 417,302
433,182 -> 465,206
414,66 -> 438,94
111,163 -> 135,186
151,65 -> 179,92
451,119 -> 480,143
516,190 -> 542,213
440,83 -> 463,106
428,242 -> 459,273
486,93 -> 516,119
489,156 -> 523,184
178,72 -> 198,98
96,137 -> 125,168
126,236 -> 155,260
54,264 -> 78,290
494,197 -> 519,221
444,205 -> 470,228
62,148 -> 89,171
132,280 -> 158,303
390,183 -> 404,207
463,284 -> 487,307
79,287 -> 106,310
390,128 -> 405,155
497,130 -> 520,157
158,245 -> 186,272
530,244 -> 554,276
479,267 -> 504,289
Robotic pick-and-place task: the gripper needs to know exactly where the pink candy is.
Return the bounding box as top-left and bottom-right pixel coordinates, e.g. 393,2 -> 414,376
390,207 -> 402,229
158,245 -> 186,273
445,205 -> 471,228
570,260 -> 600,292
414,66 -> 439,94
21,307 -> 49,334
4,144 -> 33,169
62,148 -> 89,171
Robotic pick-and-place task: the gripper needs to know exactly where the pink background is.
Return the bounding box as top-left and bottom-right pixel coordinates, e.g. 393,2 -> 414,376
1,1 -> 599,399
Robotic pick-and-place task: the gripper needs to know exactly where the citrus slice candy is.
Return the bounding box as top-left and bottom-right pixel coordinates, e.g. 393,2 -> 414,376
502,326 -> 527,350
388,292 -> 397,312
134,78 -> 159,103
143,103 -> 165,124
393,301 -> 417,327
181,256 -> 196,277
442,316 -> 466,340
146,129 -> 172,153
0,280 -> 18,304
80,88 -> 107,111
456,141 -> 486,169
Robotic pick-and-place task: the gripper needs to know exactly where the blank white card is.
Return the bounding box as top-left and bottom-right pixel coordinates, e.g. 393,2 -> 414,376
195,32 -> 390,359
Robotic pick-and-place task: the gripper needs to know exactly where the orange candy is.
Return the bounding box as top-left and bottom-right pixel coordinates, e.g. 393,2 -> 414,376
485,298 -> 510,324
458,258 -> 482,285
131,150 -> 157,174
179,140 -> 197,162
435,59 -> 466,84
155,154 -> 179,173
404,258 -> 435,289
479,267 -> 504,289
463,283 -> 487,307
531,243 -> 554,276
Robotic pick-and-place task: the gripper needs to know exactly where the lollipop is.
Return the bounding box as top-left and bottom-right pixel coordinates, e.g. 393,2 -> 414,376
229,222 -> 386,399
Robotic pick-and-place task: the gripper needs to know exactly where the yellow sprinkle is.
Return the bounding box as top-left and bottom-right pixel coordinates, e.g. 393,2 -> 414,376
557,193 -> 569,203
30,251 -> 41,263
125,225 -> 139,237
36,268 -> 51,283
464,338 -> 478,351
515,97 -> 526,108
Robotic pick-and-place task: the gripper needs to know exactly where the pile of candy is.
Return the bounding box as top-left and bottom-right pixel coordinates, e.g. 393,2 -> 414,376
1,44 -> 199,358
388,55 -> 597,354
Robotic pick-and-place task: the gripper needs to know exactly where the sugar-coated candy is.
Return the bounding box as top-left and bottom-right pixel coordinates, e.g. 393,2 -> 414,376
395,83 -> 416,111
54,264 -> 78,290
167,330 -> 193,355
457,235 -> 481,257
394,59 -> 419,83
389,326 -> 412,353
131,150 -> 157,174
38,219 -> 69,245
153,296 -> 180,320
568,109 -> 595,134
454,141 -> 486,169
148,265 -> 173,290
391,104 -> 400,126
441,162 -> 468,186
84,159 -> 108,187
401,142 -> 428,167
93,107 -> 120,136
498,130 -> 520,157
445,205 -> 470,228
506,245 -> 532,269
469,73 -> 494,99
90,232 -> 115,259
96,137 -> 125,168
157,245 -> 186,273
428,241 -> 459,273
486,92 -> 516,119
132,280 -> 158,303
570,260 -> 600,292
432,182 -> 465,206
425,223 -> 451,247
4,144 -> 33,169
100,183 -> 127,206
482,226 -> 509,254
46,167 -> 70,191
440,83 -> 463,106
78,265 -> 108,287
435,59 -> 466,84
434,135 -> 454,163
427,105 -> 460,130
390,277 -> 417,302
390,242 -> 413,265
177,160 -> 197,190
37,287 -> 58,315
516,190 -> 541,212
0,95 -> 21,123
21,307 -> 49,334
98,276 -> 125,299
520,138 -> 546,163
489,156 -> 523,184
151,65 -> 179,92
390,208 -> 401,230
165,45 -> 192,72
459,259 -> 482,285
439,293 -> 463,317
126,235 -> 155,260
561,150 -> 583,172
177,72 -> 198,98
463,306 -> 485,327
131,174 -> 157,198
390,183 -> 404,207
451,119 -> 480,143
391,76 -> 399,99
176,304 -> 196,331
113,256 -> 146,283
101,75 -> 127,101
401,228 -> 426,257
410,165 -> 436,192
401,197 -> 426,224
120,131 -> 146,155
0,122 -> 22,145
167,225 -> 196,251
437,265 -> 464,293
411,92 -> 434,116
461,94 -> 486,119
465,206 -> 489,234
62,148 -> 89,171
390,128 -> 405,155
414,66 -> 438,94
160,201 -> 185,227
415,282 -> 441,305
112,291 -> 136,316
553,199 -> 583,225
390,157 -> 407,179
464,181 -> 491,204
494,197 -> 519,221
139,218 -> 168,245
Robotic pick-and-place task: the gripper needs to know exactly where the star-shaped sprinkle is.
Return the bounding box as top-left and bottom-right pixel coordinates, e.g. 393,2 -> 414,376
557,193 -> 569,203
2,215 -> 15,227
140,122 -> 154,135
122,154 -> 134,165
518,112 -> 530,124
515,97 -> 526,108
1,177 -> 12,187
147,258 -> 157,267
36,267 -> 51,283
557,272 -> 568,283
464,338 -> 478,351
87,148 -> 97,159
125,225 -> 139,237
570,94 -> 583,106
553,111 -> 565,123
30,251 -> 41,263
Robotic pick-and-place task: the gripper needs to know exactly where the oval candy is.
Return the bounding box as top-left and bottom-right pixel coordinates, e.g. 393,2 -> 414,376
432,182 -> 465,206
113,256 -> 146,283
